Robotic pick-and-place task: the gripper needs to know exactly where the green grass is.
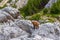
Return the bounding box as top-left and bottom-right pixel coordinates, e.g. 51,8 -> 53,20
50,0 -> 60,14
0,0 -> 2,2
7,0 -> 12,3
42,0 -> 60,21
11,4 -> 17,8
27,0 -> 60,21
43,0 -> 60,14
0,4 -> 7,9
19,0 -> 49,17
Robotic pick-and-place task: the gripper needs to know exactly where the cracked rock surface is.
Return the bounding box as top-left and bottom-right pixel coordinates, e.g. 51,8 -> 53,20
0,20 -> 60,40
0,7 -> 60,40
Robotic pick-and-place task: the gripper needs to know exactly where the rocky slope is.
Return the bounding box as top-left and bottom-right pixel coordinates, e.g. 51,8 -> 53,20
0,20 -> 60,40
0,7 -> 60,40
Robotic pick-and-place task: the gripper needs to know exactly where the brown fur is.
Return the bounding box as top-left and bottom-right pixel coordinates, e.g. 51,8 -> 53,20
32,21 -> 40,29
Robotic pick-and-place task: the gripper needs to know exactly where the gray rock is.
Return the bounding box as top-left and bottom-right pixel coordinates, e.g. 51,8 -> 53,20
14,20 -> 34,34
2,26 -> 28,38
0,10 -> 14,23
9,34 -> 53,40
10,38 -> 21,40
32,23 -> 60,40
2,7 -> 22,19
31,35 -> 53,40
45,0 -> 57,8
0,19 -> 60,40
16,0 -> 28,9
0,33 -> 10,40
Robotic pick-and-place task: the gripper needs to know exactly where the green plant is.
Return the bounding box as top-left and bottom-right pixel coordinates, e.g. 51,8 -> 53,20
49,0 -> 60,14
43,0 -> 60,18
20,0 -> 49,17
12,4 -> 17,8
0,4 -> 7,9
0,0 -> 2,2
29,13 -> 41,20
7,0 -> 12,3
0,0 -> 8,9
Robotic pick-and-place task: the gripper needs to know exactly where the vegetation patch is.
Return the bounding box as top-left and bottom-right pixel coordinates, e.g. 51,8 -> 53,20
19,0 -> 49,17
0,0 -> 2,2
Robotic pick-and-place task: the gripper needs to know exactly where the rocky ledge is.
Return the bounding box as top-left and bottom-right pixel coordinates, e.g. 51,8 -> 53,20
0,7 -> 60,40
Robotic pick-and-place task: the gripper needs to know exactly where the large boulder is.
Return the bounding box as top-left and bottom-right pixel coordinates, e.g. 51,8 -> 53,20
0,20 -> 60,40
2,26 -> 28,39
32,23 -> 60,40
2,7 -> 22,19
0,10 -> 14,23
14,20 -> 34,34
